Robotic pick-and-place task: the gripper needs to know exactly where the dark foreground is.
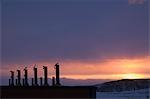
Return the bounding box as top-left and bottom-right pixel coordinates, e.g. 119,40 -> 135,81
0,86 -> 96,99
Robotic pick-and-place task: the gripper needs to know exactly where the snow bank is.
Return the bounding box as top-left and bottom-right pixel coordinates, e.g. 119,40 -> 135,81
96,88 -> 149,99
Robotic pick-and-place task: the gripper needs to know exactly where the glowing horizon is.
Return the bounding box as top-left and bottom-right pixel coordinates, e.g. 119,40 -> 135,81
1,56 -> 150,80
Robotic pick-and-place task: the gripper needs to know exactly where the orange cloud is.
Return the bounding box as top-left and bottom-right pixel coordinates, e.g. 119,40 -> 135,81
2,56 -> 150,80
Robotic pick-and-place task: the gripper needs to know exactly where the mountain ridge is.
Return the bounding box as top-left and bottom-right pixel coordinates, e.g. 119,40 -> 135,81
96,79 -> 150,92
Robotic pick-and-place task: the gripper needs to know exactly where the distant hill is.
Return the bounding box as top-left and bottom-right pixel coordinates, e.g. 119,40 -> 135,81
96,79 -> 150,92
61,78 -> 111,86
0,77 -> 111,86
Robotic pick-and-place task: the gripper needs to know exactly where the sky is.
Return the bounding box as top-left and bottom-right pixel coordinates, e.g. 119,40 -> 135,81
1,0 -> 150,85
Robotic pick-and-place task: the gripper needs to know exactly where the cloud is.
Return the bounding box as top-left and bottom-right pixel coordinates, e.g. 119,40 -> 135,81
1,0 -> 148,65
1,56 -> 150,79
128,0 -> 146,5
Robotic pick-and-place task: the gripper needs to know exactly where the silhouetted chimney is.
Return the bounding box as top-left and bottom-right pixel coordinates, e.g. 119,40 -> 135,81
24,67 -> 29,86
9,79 -> 11,86
54,63 -> 61,86
32,78 -> 34,86
40,77 -> 43,86
43,66 -> 48,86
33,66 -> 38,86
10,71 -> 14,86
22,78 -> 25,86
17,70 -> 21,86
15,79 -> 18,85
52,77 -> 55,86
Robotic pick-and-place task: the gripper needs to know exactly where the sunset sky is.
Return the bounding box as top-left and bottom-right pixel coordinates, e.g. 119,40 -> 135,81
1,0 -> 149,84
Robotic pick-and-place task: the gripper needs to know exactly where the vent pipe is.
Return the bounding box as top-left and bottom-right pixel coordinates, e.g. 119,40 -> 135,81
31,78 -> 34,86
33,66 -> 38,86
54,63 -> 61,86
22,78 -> 25,86
9,79 -> 11,86
17,70 -> 21,86
24,67 -> 29,86
10,71 -> 14,86
43,66 -> 48,86
52,77 -> 55,86
15,79 -> 18,85
40,77 -> 43,86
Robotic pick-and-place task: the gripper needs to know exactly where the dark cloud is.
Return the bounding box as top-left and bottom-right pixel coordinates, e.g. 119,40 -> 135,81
2,0 -> 148,64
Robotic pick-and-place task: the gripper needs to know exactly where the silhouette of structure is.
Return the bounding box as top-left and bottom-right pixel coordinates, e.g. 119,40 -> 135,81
16,70 -> 21,86
31,78 -> 34,86
33,66 -> 38,86
43,66 -> 49,86
52,77 -> 55,86
3,63 -> 96,99
8,63 -> 63,86
9,71 -> 14,86
40,77 -> 43,86
24,67 -> 29,86
15,79 -> 17,85
55,63 -> 61,86
22,78 -> 25,86
1,86 -> 96,99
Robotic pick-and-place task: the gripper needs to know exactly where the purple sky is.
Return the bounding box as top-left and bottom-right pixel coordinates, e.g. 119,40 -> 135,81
1,0 -> 149,85
2,0 -> 148,64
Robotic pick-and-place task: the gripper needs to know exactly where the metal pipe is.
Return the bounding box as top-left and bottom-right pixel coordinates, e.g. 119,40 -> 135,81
9,79 -> 11,86
32,78 -> 34,86
15,79 -> 18,86
33,67 -> 38,86
54,63 -> 61,86
17,70 -> 21,86
22,78 -> 25,86
43,66 -> 48,86
10,71 -> 14,86
24,67 -> 29,86
52,77 -> 55,86
40,77 -> 43,86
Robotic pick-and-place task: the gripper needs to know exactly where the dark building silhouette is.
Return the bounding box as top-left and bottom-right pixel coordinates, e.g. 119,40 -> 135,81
4,63 -> 97,99
9,79 -> 10,85
16,70 -> 21,86
9,71 -> 14,86
40,77 -> 43,86
43,66 -> 49,86
24,67 -> 29,86
55,63 -> 61,86
15,79 -> 17,85
1,86 -> 96,99
33,66 -> 38,86
52,77 -> 55,86
22,78 -> 25,86
31,78 -> 34,86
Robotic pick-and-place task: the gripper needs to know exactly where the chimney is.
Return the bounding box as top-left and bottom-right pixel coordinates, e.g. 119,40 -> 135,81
54,63 -> 61,86
52,77 -> 55,86
31,78 -> 34,86
33,66 -> 38,86
9,79 -> 11,86
24,67 -> 29,86
17,70 -> 21,86
22,78 -> 25,86
40,77 -> 43,86
10,71 -> 14,86
15,79 -> 18,85
43,66 -> 48,86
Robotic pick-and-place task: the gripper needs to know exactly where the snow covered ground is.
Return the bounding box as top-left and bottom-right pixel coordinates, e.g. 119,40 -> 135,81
96,88 -> 150,99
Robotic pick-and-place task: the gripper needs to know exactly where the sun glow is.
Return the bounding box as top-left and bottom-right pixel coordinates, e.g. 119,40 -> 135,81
122,73 -> 144,79
3,57 -> 150,79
